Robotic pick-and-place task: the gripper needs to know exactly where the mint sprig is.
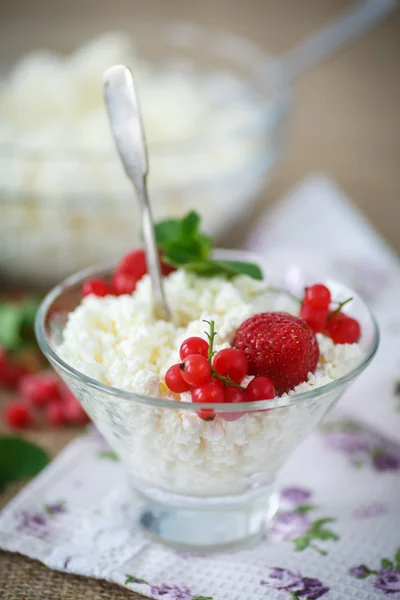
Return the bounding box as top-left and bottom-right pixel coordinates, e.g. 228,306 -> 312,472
0,296 -> 40,352
0,436 -> 50,491
155,211 -> 263,281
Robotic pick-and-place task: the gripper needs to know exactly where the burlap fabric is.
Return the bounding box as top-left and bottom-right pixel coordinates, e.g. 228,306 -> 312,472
0,391 -> 145,599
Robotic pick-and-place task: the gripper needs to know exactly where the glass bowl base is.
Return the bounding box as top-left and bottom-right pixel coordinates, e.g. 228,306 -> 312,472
138,490 -> 280,552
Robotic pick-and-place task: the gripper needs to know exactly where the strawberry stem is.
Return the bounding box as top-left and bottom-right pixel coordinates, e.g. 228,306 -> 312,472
327,297 -> 353,322
203,320 -> 246,391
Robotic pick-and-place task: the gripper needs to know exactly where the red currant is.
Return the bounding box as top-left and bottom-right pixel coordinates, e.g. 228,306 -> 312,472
118,249 -> 147,280
63,396 -> 89,425
0,361 -> 29,388
179,337 -> 209,361
19,373 -> 60,406
82,278 -> 111,298
111,270 -> 139,295
4,401 -> 32,429
221,386 -> 246,422
246,377 -> 275,401
304,284 -> 331,309
165,364 -> 191,394
191,381 -> 225,404
326,313 -> 361,344
180,355 -> 211,386
300,304 -> 328,333
213,348 -> 248,383
197,408 -> 215,422
46,403 -> 66,427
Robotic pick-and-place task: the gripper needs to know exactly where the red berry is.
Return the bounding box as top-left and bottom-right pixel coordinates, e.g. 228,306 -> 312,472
326,313 -> 361,344
191,381 -> 225,404
63,396 -> 89,425
179,337 -> 209,361
46,403 -> 66,427
304,284 -> 331,309
82,278 -> 111,298
19,373 -> 60,406
118,249 -> 147,280
4,401 -> 32,429
221,386 -> 246,422
180,355 -> 211,386
0,361 -> 30,388
165,364 -> 191,394
233,312 -> 319,395
213,348 -> 248,383
112,270 -> 139,295
211,376 -> 225,389
246,376 -> 275,401
197,409 -> 216,422
300,304 -> 328,333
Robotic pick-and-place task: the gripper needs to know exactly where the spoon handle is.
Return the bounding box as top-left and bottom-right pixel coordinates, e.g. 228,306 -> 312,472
103,65 -> 171,321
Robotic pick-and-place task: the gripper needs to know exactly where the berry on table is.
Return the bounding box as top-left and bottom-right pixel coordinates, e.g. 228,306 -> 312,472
82,278 -> 111,298
304,284 -> 331,309
165,364 -> 191,394
233,312 -> 319,395
300,304 -> 328,333
179,337 -> 209,361
19,373 -> 60,406
326,313 -> 361,344
46,403 -> 66,427
4,401 -> 32,429
180,354 -> 211,386
246,376 -> 275,401
213,348 -> 248,383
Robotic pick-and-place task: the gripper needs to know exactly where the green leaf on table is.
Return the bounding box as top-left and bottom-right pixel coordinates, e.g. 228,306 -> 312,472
0,297 -> 41,351
0,436 -> 50,487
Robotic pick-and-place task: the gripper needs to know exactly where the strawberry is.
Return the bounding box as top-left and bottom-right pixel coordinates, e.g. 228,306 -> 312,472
233,312 -> 319,395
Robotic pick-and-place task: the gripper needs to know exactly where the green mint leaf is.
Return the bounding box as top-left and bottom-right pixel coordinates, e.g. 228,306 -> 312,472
182,259 -> 263,281
154,218 -> 183,247
381,558 -> 394,569
180,211 -> 200,238
395,548 -> 400,570
295,504 -> 317,514
98,450 -> 120,462
216,260 -> 263,280
0,436 -> 50,486
293,536 -> 310,551
0,304 -> 24,350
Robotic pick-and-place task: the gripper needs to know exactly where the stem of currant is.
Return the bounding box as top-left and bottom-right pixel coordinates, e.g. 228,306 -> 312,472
327,297 -> 353,322
203,319 -> 246,391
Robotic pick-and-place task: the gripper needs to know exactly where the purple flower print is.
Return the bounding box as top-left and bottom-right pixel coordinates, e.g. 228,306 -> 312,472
45,502 -> 67,515
350,548 -> 400,596
349,565 -> 371,578
151,583 -> 192,600
373,452 -> 399,472
375,568 -> 400,594
269,511 -> 311,542
322,420 -> 400,472
124,575 -> 212,600
353,502 -> 388,519
18,511 -> 50,539
261,568 -> 329,599
281,487 -> 312,506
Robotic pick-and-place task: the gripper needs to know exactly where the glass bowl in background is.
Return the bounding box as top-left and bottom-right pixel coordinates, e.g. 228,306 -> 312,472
35,253 -> 379,551
0,22 -> 291,287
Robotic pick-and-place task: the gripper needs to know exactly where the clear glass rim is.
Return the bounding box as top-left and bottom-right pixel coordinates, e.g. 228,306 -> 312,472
35,260 -> 380,412
0,20 -> 290,159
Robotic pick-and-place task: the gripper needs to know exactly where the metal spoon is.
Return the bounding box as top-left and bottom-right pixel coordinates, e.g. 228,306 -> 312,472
103,65 -> 171,321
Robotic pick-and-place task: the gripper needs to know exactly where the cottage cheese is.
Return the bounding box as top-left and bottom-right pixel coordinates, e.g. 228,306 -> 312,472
59,271 -> 363,495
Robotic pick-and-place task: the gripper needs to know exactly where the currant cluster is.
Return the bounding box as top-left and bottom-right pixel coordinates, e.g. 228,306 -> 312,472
3,372 -> 89,429
300,284 -> 361,344
165,322 -> 275,421
82,249 -> 175,298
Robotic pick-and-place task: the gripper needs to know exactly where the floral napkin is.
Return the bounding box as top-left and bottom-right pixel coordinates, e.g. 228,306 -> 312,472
1,174 -> 400,600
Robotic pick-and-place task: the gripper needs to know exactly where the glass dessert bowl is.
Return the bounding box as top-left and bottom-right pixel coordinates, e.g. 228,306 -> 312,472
35,250 -> 379,551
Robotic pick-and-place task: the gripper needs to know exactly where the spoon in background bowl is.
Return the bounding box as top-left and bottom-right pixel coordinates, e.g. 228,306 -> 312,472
103,64 -> 171,321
